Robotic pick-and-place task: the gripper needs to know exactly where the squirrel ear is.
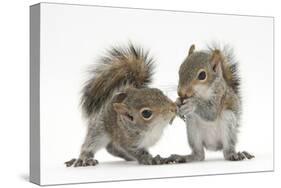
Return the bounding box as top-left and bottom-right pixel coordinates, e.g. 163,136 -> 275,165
210,49 -> 223,73
112,92 -> 127,103
113,103 -> 128,114
188,44 -> 195,56
113,103 -> 134,122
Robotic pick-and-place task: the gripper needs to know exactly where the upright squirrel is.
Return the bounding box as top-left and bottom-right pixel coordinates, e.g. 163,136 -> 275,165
65,44 -> 177,167
169,44 -> 254,162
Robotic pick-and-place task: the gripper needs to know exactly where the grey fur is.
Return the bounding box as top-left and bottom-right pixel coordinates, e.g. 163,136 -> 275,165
81,44 -> 154,117
168,44 -> 253,163
65,44 -> 176,167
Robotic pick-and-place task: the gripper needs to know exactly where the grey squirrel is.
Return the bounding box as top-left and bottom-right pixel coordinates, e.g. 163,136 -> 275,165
65,44 -> 177,167
168,44 -> 254,162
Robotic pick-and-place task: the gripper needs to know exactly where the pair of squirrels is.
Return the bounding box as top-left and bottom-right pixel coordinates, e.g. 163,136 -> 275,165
65,43 -> 254,167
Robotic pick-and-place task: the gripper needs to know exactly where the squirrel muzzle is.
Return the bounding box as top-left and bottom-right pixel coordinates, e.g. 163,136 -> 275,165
177,86 -> 194,102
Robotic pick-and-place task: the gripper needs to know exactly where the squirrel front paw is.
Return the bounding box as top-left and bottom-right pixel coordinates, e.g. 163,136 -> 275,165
165,154 -> 187,164
65,158 -> 99,167
224,151 -> 254,161
140,155 -> 174,165
138,155 -> 157,165
176,98 -> 194,119
152,155 -> 171,165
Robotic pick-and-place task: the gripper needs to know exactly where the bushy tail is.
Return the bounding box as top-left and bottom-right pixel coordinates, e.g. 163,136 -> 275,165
208,44 -> 240,94
81,43 -> 155,117
221,47 -> 240,94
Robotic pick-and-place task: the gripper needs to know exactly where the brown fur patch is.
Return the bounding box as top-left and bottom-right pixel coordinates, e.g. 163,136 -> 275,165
81,44 -> 155,117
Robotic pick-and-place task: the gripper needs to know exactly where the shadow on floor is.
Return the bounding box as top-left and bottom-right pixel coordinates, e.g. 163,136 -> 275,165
19,173 -> 29,182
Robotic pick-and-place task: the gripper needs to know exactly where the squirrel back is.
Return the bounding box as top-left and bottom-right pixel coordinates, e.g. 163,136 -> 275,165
81,44 -> 155,117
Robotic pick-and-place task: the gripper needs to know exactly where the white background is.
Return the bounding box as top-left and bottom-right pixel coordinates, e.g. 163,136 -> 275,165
39,3 -> 273,185
0,0 -> 280,188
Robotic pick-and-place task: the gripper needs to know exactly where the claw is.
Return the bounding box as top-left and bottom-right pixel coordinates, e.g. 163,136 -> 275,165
152,155 -> 163,165
65,158 -> 76,167
165,154 -> 187,164
227,151 -> 254,161
242,151 -> 255,159
65,158 -> 99,167
237,152 -> 245,160
74,159 -> 83,167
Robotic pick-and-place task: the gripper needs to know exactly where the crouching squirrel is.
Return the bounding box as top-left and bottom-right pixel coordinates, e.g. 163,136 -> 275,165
168,44 -> 254,163
65,44 -> 177,167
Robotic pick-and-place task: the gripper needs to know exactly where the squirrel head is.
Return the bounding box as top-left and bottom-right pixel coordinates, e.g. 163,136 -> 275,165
112,87 -> 176,129
178,44 -> 224,101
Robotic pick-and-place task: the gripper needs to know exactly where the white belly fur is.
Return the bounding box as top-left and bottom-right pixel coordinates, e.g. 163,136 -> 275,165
138,120 -> 168,148
189,110 -> 237,151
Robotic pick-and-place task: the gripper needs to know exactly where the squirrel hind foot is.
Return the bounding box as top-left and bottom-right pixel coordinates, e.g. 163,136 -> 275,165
64,158 -> 99,167
225,151 -> 254,161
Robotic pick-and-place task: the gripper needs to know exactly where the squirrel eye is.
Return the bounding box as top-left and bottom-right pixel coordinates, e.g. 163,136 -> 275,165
141,109 -> 153,120
197,71 -> 206,81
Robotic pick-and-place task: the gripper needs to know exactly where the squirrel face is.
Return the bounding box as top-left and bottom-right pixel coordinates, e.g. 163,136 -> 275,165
178,45 -> 223,101
112,87 -> 176,130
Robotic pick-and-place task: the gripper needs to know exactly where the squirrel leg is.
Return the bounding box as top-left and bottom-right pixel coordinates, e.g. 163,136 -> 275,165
65,125 -> 110,167
122,147 -> 155,165
221,113 -> 254,161
165,141 -> 205,164
165,117 -> 205,164
166,151 -> 205,164
223,147 -> 254,161
106,143 -> 135,161
65,147 -> 99,167
182,115 -> 205,162
222,117 -> 241,161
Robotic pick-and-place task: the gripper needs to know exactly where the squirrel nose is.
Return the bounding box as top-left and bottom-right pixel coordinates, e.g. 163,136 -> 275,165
178,87 -> 193,100
178,90 -> 186,99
